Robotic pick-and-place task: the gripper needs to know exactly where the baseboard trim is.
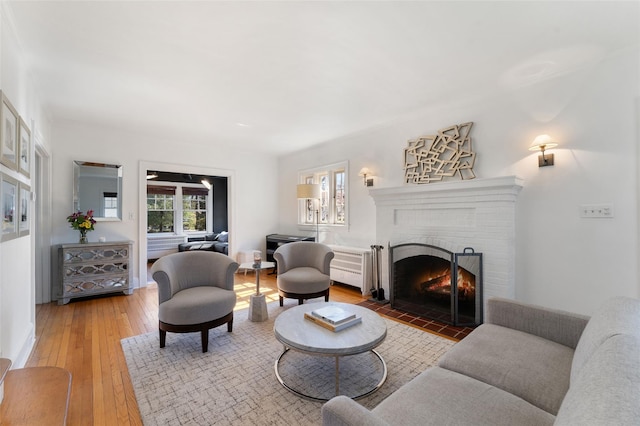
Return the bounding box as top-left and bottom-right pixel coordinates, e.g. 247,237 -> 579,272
11,324 -> 35,368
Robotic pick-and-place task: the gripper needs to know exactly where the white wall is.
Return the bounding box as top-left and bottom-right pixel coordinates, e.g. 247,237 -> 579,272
51,121 -> 280,288
277,48 -> 639,316
0,4 -> 52,366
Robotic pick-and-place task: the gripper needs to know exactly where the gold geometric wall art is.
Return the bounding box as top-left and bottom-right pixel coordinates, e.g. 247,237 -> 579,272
404,122 -> 476,184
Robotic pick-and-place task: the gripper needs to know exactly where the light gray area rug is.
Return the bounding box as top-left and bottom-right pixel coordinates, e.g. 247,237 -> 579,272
121,302 -> 456,425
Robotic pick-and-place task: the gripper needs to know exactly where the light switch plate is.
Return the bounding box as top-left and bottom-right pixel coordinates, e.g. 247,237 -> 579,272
580,204 -> 614,218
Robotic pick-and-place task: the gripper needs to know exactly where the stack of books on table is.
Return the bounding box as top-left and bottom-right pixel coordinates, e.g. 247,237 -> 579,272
304,305 -> 362,332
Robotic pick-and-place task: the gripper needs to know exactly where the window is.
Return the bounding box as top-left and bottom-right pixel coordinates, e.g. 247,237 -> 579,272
147,186 -> 175,233
182,187 -> 208,232
103,192 -> 119,218
298,161 -> 348,227
148,183 -> 212,234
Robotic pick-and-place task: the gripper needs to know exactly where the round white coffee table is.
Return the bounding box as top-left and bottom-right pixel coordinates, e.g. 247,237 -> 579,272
273,302 -> 387,401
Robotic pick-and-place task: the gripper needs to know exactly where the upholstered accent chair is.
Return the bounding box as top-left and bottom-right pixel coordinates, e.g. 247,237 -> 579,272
150,251 -> 239,352
274,242 -> 334,306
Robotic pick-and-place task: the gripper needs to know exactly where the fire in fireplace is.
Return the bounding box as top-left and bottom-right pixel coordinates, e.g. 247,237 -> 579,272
389,243 -> 482,326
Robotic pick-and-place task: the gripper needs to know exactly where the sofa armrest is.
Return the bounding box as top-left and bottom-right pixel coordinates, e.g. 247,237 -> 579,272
322,396 -> 390,426
486,298 -> 590,349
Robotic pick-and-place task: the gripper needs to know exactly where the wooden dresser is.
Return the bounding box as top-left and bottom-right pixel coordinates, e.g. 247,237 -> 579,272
55,240 -> 134,305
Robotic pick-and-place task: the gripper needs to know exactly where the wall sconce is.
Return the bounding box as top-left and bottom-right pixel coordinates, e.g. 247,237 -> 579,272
296,183 -> 321,242
358,167 -> 374,186
146,171 -> 158,180
529,135 -> 558,167
201,178 -> 212,190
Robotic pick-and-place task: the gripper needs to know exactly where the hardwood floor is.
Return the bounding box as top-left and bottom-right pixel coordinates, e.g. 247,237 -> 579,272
25,270 -> 367,425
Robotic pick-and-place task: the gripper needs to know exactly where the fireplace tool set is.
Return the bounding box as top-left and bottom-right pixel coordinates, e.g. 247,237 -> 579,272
369,244 -> 388,304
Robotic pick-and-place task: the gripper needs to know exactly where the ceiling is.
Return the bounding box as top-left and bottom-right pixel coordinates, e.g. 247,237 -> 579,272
6,1 -> 639,155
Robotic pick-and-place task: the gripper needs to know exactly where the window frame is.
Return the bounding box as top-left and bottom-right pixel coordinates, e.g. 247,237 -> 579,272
147,186 -> 176,234
147,182 -> 212,235
182,189 -> 209,233
297,161 -> 348,229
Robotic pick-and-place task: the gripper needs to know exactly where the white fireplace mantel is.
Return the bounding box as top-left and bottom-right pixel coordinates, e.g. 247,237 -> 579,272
369,176 -> 524,204
369,175 -> 523,308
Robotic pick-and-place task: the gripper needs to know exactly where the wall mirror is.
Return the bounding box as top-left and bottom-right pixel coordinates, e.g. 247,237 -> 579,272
73,161 -> 123,221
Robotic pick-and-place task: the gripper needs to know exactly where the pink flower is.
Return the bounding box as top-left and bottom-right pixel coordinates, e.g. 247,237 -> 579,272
67,210 -> 96,232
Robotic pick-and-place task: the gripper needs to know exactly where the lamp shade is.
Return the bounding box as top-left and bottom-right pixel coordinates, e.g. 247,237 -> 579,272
358,167 -> 371,177
529,134 -> 558,151
296,183 -> 321,199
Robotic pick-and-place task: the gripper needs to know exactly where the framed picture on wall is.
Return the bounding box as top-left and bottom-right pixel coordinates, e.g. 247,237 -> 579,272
18,118 -> 31,178
0,92 -> 18,171
19,182 -> 30,237
1,172 -> 18,242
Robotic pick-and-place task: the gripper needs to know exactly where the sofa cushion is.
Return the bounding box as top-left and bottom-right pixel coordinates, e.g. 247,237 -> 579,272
213,242 -> 228,255
571,296 -> 640,383
178,242 -> 216,252
486,297 -> 589,349
438,323 -> 573,415
556,334 -> 640,425
372,367 -> 555,426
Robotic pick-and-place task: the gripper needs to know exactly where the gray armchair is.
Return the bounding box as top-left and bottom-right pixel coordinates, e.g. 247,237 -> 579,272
273,242 -> 334,306
150,251 -> 239,352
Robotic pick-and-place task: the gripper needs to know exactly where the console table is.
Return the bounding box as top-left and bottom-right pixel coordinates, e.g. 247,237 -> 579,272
55,241 -> 134,305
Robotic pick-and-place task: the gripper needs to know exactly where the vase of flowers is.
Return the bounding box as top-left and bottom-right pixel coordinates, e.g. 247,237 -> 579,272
67,210 -> 96,243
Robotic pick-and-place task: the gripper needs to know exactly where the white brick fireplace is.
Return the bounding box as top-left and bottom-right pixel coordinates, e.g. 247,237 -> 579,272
369,176 -> 523,311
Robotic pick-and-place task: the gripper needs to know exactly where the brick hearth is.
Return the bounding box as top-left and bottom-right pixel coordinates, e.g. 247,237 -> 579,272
358,300 -> 475,341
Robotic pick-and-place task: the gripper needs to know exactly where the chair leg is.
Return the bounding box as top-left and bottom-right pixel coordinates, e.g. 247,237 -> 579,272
159,329 -> 166,348
298,298 -> 304,305
227,318 -> 233,332
201,329 -> 209,353
324,291 -> 330,302
279,296 -> 284,307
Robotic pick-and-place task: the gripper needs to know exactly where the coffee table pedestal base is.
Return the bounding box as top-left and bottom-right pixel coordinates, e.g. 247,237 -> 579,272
249,294 -> 268,322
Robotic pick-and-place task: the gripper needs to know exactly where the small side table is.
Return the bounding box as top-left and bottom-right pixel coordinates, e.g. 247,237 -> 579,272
237,250 -> 261,275
239,261 -> 276,322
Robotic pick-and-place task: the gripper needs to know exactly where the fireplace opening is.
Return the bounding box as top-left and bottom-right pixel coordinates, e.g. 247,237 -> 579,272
389,243 -> 482,326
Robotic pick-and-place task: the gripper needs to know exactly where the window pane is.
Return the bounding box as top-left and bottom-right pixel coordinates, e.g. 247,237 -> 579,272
183,211 -> 207,231
335,171 -> 345,223
319,174 -> 329,223
303,175 -> 314,224
147,211 -> 174,233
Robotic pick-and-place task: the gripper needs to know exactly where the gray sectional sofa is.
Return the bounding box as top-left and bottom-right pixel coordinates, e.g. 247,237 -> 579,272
322,296 -> 640,425
178,232 -> 228,255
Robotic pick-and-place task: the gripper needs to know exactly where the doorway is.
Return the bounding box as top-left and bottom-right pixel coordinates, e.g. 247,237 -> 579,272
138,161 -> 235,287
34,144 -> 52,304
